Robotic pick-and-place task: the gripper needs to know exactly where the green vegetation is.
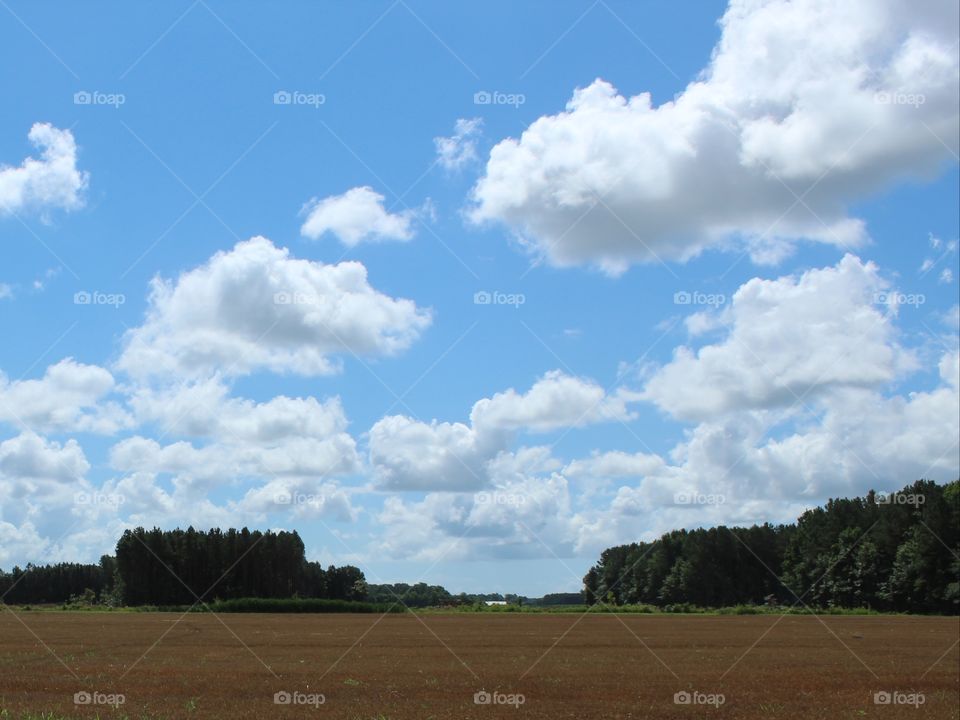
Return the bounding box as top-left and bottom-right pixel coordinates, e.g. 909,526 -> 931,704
585,480 -> 959,614
206,597 -> 402,613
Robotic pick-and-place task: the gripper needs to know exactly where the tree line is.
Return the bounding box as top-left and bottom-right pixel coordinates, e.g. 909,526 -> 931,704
1,527 -> 367,606
584,480 -> 959,614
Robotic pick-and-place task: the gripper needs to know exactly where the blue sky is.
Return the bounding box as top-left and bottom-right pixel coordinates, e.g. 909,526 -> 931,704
0,0 -> 957,596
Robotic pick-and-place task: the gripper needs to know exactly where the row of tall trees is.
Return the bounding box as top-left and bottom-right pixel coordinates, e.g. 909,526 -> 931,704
115,527 -> 366,605
0,557 -> 115,605
1,527 -> 366,606
585,480 -> 959,613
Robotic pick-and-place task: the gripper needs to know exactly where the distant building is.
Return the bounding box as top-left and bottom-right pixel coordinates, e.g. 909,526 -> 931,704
484,600 -> 508,606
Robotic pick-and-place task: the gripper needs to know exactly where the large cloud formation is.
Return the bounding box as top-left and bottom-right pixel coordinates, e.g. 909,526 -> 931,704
369,370 -> 639,491
118,236 -> 431,378
641,255 -> 916,420
470,0 -> 959,273
0,359 -> 131,434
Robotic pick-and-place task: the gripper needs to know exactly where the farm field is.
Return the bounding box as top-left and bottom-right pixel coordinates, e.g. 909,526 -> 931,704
0,612 -> 956,719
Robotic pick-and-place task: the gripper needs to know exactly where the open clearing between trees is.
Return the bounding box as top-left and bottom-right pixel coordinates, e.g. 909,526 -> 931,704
0,612 -> 957,719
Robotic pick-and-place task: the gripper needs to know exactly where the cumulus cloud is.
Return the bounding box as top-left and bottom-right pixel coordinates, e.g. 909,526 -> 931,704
300,186 -> 416,245
571,259 -> 960,546
117,236 -> 431,378
0,358 -> 131,434
470,0 -> 959,274
115,380 -> 360,492
0,432 -> 91,537
102,375 -> 363,533
0,123 -> 89,217
0,432 -> 89,486
473,369 -> 639,431
369,370 -> 638,490
642,255 -> 917,420
374,447 -> 579,561
434,118 -> 483,171
110,432 -> 358,488
564,450 -> 665,480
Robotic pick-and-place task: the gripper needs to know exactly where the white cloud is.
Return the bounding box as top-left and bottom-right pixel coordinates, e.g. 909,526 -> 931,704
110,433 -> 358,488
374,447 -> 580,561
111,377 -> 362,529
434,118 -> 483,172
0,520 -> 47,567
238,478 -> 357,522
470,0 -> 959,274
0,123 -> 88,217
129,376 -> 354,444
300,186 -> 416,245
117,236 -> 431,379
0,358 -> 131,434
641,255 -> 916,421
0,284 -> 11,300
472,369 -> 638,431
0,432 -> 91,533
564,450 -> 665,480
369,370 -> 638,490
0,432 -> 88,486
367,414 -> 498,492
940,268 -> 953,284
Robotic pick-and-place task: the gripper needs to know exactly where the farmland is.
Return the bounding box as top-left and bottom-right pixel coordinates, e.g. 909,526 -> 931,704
0,611 -> 956,719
